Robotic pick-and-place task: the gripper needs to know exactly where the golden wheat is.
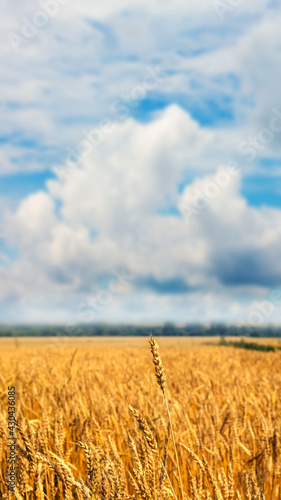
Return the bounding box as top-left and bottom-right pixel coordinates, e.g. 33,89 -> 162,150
0,336 -> 280,499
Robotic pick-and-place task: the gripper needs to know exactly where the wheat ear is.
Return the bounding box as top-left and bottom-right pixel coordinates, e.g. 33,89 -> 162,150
129,406 -> 158,454
149,336 -> 184,500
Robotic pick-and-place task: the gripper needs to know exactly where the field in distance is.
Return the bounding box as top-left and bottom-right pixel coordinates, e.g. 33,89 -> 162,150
0,337 -> 280,498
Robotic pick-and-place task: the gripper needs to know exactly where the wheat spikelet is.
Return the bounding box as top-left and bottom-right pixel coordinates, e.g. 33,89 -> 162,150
149,336 -> 166,394
129,405 -> 158,454
129,469 -> 142,497
108,435 -> 128,496
100,469 -> 108,500
42,411 -> 51,440
129,466 -> 153,500
48,451 -> 77,492
228,462 -> 234,500
16,418 -> 37,473
76,441 -> 95,485
38,426 -> 48,455
55,412 -> 66,457
217,468 -> 228,499
194,470 -> 203,500
105,457 -> 121,500
144,445 -> 157,498
128,434 -> 143,477
76,477 -> 92,500
33,462 -> 44,500
17,457 -> 31,496
189,475 -> 197,500
92,417 -> 104,447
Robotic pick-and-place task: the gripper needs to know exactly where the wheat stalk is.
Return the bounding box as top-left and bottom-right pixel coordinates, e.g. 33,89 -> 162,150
149,336 -> 184,500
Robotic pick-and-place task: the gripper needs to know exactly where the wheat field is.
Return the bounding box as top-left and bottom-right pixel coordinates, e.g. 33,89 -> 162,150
0,336 -> 280,499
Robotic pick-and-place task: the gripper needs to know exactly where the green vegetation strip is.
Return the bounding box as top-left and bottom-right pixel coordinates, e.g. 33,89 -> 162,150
218,337 -> 281,352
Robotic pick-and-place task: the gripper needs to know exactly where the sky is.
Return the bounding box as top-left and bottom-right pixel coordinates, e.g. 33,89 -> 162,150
1,0 -> 281,326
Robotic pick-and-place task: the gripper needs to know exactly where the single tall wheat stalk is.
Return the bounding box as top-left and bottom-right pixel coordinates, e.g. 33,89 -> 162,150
149,336 -> 184,500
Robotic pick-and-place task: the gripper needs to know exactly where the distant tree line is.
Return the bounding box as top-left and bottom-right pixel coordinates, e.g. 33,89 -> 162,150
0,322 -> 281,337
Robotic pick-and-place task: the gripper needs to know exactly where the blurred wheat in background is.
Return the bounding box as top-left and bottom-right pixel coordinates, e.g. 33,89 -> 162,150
0,336 -> 280,499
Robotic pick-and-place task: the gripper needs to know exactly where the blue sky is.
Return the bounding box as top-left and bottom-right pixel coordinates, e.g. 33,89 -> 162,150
1,0 -> 281,325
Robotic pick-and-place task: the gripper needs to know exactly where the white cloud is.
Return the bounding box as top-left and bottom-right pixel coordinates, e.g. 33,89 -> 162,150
1,105 -> 281,323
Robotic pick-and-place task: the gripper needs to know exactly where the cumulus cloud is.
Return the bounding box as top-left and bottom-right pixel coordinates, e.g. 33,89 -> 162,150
1,105 -> 281,323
